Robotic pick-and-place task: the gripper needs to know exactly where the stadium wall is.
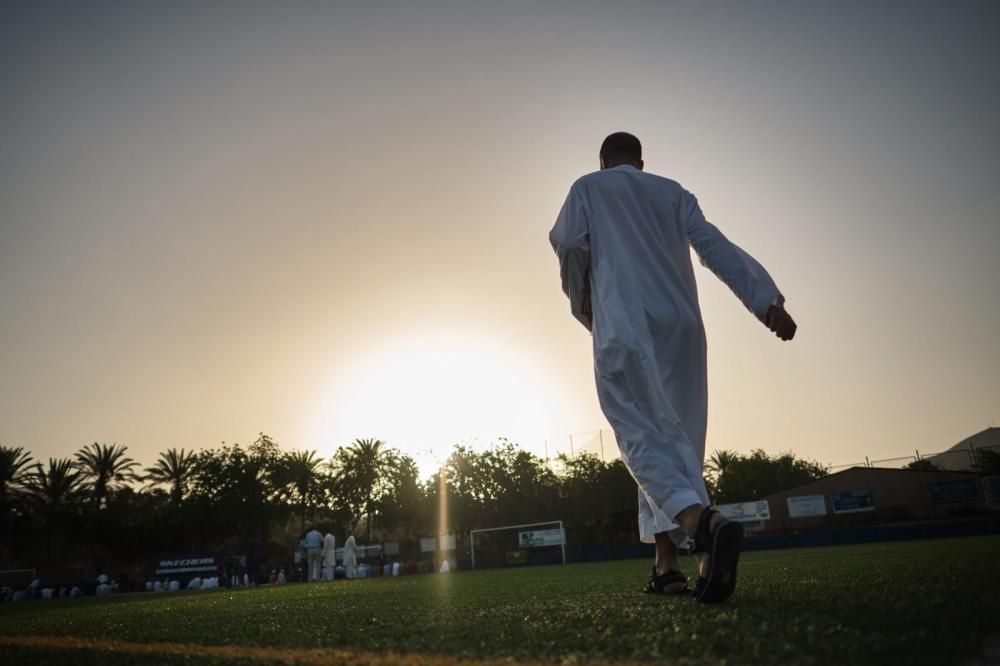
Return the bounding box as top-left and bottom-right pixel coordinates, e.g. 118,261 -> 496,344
558,516 -> 1000,564
757,466 -> 991,533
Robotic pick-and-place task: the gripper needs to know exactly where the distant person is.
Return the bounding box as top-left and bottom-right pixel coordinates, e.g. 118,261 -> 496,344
246,535 -> 265,586
342,529 -> 358,579
304,526 -> 323,582
223,531 -> 241,587
322,531 -> 337,581
550,132 -> 796,603
297,535 -> 308,578
95,570 -> 111,596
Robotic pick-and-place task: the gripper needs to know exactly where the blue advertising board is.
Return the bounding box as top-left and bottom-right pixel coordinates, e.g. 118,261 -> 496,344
929,479 -> 979,504
984,476 -> 1000,507
831,490 -> 875,514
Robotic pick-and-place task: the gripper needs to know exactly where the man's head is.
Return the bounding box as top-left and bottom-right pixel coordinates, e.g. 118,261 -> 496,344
599,132 -> 643,170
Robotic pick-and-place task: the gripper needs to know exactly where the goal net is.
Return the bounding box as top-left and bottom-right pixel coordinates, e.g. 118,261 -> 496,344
469,520 -> 566,570
0,569 -> 36,588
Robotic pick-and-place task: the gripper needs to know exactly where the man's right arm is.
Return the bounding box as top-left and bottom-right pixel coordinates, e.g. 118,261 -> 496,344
549,184 -> 593,332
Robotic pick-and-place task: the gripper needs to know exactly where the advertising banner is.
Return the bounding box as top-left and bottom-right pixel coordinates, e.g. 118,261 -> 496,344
831,490 -> 875,513
152,554 -> 220,577
384,542 -> 400,556
984,476 -> 1000,508
420,536 -> 455,552
716,501 -> 770,522
517,528 -> 565,548
786,495 -> 827,518
929,479 -> 979,504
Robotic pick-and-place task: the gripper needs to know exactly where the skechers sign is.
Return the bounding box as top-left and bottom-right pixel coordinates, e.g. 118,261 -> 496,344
153,555 -> 221,576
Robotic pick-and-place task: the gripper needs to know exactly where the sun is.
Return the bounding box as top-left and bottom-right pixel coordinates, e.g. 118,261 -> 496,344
312,330 -> 564,474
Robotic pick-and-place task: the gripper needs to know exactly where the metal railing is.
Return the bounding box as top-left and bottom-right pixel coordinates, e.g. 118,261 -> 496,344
826,444 -> 999,474
552,430 -> 1000,478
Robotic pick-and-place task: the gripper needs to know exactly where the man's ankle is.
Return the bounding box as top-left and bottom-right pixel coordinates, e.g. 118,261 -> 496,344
676,503 -> 705,538
655,560 -> 680,575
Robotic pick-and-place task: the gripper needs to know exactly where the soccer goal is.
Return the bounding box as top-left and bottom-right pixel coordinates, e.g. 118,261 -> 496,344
469,520 -> 566,570
0,568 -> 36,588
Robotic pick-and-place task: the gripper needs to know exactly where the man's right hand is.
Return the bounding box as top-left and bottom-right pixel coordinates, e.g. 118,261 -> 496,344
765,304 -> 797,341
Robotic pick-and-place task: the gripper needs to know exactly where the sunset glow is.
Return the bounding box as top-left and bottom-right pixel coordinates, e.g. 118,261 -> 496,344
312,331 -> 566,471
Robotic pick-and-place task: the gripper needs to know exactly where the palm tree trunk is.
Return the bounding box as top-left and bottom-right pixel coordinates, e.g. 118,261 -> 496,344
366,492 -> 373,541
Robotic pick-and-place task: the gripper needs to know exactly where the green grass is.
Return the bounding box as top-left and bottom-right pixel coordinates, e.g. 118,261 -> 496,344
2,535 -> 999,665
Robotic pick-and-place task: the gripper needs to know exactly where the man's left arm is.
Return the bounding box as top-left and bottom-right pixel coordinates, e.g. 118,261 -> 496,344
549,185 -> 593,331
682,189 -> 796,340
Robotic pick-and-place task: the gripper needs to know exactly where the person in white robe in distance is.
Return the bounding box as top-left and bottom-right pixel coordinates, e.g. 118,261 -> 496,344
342,529 -> 358,580
322,531 -> 337,581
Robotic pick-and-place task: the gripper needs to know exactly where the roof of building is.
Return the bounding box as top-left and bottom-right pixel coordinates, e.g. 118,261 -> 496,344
940,427 -> 1000,453
760,464 -> 976,504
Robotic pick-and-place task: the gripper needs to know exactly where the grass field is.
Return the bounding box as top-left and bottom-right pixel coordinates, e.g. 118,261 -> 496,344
1,536 -> 999,666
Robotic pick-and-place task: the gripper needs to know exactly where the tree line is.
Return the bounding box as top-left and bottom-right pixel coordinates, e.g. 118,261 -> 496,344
1,435 -> 832,573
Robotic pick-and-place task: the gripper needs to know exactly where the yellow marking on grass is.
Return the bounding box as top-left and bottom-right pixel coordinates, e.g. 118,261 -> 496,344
0,634 -> 666,665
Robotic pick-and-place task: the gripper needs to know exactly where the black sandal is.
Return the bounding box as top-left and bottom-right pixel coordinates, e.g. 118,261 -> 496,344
691,575 -> 708,598
643,566 -> 688,595
691,507 -> 743,604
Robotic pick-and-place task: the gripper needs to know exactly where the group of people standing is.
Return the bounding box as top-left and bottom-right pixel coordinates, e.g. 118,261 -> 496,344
300,527 -> 357,582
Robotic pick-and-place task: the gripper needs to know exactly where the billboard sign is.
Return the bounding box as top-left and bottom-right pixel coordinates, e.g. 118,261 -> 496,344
518,528 -> 565,548
420,535 -> 456,551
716,501 -> 770,523
831,490 -> 875,513
929,479 -> 979,504
152,554 -> 220,577
786,495 -> 827,518
984,476 -> 1000,508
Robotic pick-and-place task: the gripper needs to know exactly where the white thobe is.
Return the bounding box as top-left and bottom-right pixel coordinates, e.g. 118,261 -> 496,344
342,535 -> 357,578
322,533 -> 336,580
550,165 -> 783,546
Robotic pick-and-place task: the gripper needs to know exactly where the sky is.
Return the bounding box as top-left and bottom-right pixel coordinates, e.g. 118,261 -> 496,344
1,1 -> 998,478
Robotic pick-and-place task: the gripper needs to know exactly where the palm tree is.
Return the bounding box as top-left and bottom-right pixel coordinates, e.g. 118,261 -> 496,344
25,458 -> 83,561
75,442 -> 139,508
0,446 -> 34,506
27,458 -> 83,508
340,438 -> 391,540
705,449 -> 740,480
283,449 -> 324,530
144,448 -> 197,506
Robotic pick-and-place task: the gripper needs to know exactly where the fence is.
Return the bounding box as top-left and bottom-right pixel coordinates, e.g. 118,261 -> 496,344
549,429 -> 619,462
552,430 -> 1000,479
827,444 -> 1000,475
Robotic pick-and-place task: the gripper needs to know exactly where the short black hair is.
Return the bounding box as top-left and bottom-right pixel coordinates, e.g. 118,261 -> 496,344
600,132 -> 642,163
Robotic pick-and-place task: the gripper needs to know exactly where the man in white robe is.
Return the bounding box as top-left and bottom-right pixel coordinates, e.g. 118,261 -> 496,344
549,132 -> 796,603
342,529 -> 358,579
322,531 -> 337,581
